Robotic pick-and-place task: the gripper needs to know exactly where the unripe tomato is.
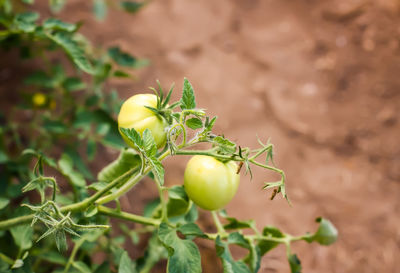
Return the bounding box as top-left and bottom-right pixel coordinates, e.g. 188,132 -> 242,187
184,155 -> 240,211
118,94 -> 167,148
32,92 -> 47,107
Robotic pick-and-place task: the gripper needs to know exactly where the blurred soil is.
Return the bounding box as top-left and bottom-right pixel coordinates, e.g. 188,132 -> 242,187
9,0 -> 400,272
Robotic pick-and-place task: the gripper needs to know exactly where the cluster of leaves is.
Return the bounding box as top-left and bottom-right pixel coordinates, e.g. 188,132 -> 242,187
1,78 -> 337,272
0,0 -> 146,218
0,0 -> 150,272
0,1 -> 338,272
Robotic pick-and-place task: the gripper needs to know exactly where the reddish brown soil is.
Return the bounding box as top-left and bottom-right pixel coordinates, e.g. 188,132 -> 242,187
11,0 -> 400,272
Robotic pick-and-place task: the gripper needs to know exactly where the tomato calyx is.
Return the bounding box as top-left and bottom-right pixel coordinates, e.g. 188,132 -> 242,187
146,81 -> 180,125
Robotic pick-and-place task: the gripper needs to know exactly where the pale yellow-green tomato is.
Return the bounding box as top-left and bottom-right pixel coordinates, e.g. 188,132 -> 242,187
32,92 -> 46,107
184,155 -> 240,211
118,94 -> 167,149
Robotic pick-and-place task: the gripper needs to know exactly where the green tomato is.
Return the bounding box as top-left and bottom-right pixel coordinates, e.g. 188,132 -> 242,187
32,92 -> 47,107
184,155 -> 240,211
118,94 -> 167,148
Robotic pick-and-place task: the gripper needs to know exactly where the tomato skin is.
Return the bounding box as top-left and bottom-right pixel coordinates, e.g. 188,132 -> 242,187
118,94 -> 167,148
184,155 -> 240,211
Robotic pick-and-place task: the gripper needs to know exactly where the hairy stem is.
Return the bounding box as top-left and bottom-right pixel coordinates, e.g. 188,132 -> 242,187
0,136 -> 285,230
96,150 -> 170,205
97,206 -> 160,226
157,184 -> 168,223
175,149 -> 241,161
211,211 -> 226,236
0,166 -> 140,230
63,237 -> 85,273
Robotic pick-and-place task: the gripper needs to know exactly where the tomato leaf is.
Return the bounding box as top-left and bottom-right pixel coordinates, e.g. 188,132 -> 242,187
0,197 -> 10,210
186,118 -> 203,130
65,148 -> 94,179
43,18 -> 76,32
46,32 -> 94,74
108,47 -> 147,68
227,232 -> 250,249
180,78 -> 196,110
226,232 -> 261,273
204,116 -> 217,132
10,225 -> 33,250
24,70 -> 55,88
158,223 -> 202,273
303,217 -> 338,246
37,251 -> 67,265
135,232 -> 168,272
167,186 -> 190,218
215,236 -> 252,273
222,216 -> 256,230
87,139 -> 97,161
178,223 -> 206,238
213,136 -> 236,154
142,129 -> 157,157
120,128 -> 143,149
93,261 -> 111,273
120,1 -> 145,13
288,254 -> 302,273
257,226 -> 285,256
13,12 -> 39,32
243,242 -> 261,273
58,153 -> 86,187
118,251 -> 136,273
184,203 -> 198,223
73,261 -> 92,273
98,149 -> 141,184
147,156 -> 164,186
62,77 -> 86,92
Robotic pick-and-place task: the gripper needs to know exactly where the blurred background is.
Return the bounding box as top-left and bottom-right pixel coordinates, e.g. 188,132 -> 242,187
2,0 -> 400,272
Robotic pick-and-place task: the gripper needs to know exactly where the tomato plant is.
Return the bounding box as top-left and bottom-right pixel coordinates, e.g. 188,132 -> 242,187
0,1 -> 337,273
0,77 -> 337,273
184,155 -> 240,211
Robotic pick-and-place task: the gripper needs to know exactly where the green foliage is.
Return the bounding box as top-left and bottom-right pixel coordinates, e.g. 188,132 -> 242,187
120,1 -> 146,13
288,254 -> 302,273
120,128 -> 165,185
118,251 -> 135,273
180,78 -> 196,110
97,149 -> 141,184
108,46 -> 148,68
0,2 -> 337,271
215,236 -> 252,273
158,223 -> 202,273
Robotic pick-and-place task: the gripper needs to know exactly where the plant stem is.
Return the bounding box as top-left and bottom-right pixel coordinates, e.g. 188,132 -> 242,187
249,159 -> 284,177
0,166 -> 140,230
97,206 -> 160,226
0,214 -> 34,230
96,150 -> 171,205
0,138 -> 284,230
175,149 -> 241,161
156,184 -> 168,222
211,211 -> 226,236
63,238 -> 85,273
249,144 -> 272,160
205,232 -> 296,245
